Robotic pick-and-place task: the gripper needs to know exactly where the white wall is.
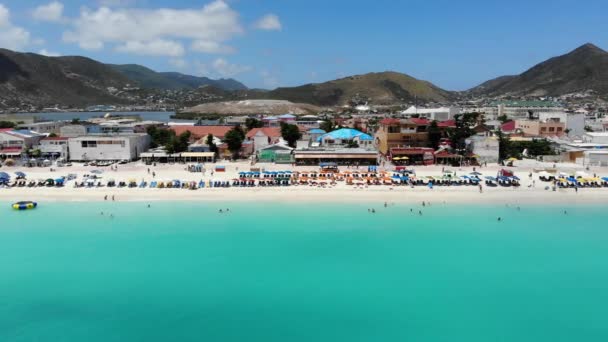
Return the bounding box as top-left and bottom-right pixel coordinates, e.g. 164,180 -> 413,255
68,135 -> 150,161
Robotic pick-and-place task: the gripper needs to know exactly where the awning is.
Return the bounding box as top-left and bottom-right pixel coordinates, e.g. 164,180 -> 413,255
0,150 -> 22,156
181,152 -> 215,158
296,154 -> 377,159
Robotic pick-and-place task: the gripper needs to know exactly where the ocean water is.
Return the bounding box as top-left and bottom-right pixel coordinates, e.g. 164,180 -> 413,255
1,201 -> 607,341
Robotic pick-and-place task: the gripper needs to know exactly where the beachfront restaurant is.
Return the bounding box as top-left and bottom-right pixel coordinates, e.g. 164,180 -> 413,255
294,148 -> 378,166
390,147 -> 435,166
140,151 -> 215,164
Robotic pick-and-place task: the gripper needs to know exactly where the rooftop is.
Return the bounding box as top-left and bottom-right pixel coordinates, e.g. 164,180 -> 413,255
317,128 -> 374,142
246,127 -> 282,139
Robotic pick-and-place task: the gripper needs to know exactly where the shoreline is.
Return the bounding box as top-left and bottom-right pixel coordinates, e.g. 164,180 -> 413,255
1,186 -> 604,205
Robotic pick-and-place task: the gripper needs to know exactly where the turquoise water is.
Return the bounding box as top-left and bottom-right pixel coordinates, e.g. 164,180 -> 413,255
1,202 -> 608,341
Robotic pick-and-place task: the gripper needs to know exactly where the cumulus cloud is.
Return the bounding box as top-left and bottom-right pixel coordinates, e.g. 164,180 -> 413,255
38,49 -> 60,57
32,1 -> 64,22
254,14 -> 281,31
63,0 -> 242,55
115,39 -> 185,57
0,4 -> 31,50
211,58 -> 251,77
169,58 -> 188,70
191,40 -> 235,54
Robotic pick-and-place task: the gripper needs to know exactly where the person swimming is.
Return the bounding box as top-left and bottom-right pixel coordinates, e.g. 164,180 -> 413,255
371,209 -> 376,213
497,217 -> 502,221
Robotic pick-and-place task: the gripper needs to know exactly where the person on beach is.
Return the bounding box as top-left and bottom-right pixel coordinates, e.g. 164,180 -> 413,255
112,195 -> 115,201
104,195 -> 107,201
479,184 -> 483,193
147,168 -> 150,174
422,201 -> 426,207
384,202 -> 387,208
152,171 -> 156,178
419,210 -> 422,216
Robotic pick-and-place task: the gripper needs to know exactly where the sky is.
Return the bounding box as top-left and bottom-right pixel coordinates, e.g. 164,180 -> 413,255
1,0 -> 607,90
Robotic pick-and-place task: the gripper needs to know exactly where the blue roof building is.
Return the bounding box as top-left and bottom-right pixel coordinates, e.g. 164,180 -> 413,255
316,128 -> 375,148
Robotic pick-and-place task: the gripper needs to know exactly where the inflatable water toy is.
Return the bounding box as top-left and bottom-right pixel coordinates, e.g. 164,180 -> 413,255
12,201 -> 37,210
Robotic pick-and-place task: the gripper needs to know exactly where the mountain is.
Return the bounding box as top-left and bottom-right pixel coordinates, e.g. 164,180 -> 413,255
256,71 -> 453,106
0,49 -> 132,107
469,43 -> 608,97
108,64 -> 247,91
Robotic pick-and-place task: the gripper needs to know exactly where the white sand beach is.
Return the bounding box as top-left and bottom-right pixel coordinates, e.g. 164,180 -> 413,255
1,160 -> 607,205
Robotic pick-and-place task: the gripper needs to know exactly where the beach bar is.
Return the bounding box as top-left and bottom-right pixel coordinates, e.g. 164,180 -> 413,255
294,148 -> 378,166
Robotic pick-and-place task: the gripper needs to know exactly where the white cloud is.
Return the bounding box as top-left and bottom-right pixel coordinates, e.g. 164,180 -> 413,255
260,70 -> 279,88
191,40 -> 235,54
0,4 -> 31,50
38,49 -> 60,57
254,14 -> 281,31
97,0 -> 139,7
115,39 -> 185,57
169,58 -> 188,70
211,58 -> 251,77
63,0 -> 243,55
32,1 -> 64,23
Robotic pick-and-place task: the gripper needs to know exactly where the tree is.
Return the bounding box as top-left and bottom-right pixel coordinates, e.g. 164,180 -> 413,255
319,119 -> 334,133
71,118 -> 81,124
165,131 -> 191,154
48,133 -> 58,138
224,126 -> 245,159
0,121 -> 16,129
147,126 -> 174,148
495,129 -> 511,162
245,118 -> 263,131
497,114 -> 509,124
280,122 -> 302,148
206,133 -> 218,156
448,112 -> 479,152
427,120 -> 442,149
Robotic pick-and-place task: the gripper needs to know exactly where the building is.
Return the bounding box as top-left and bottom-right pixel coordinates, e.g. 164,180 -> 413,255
401,106 -> 461,121
38,137 -> 69,159
294,148 -> 378,165
0,129 -> 45,152
493,101 -> 565,119
17,121 -> 66,134
515,119 -> 566,137
246,127 -> 284,152
538,112 -> 585,137
466,135 -> 499,164
68,134 -> 151,161
375,118 -> 429,155
317,128 -> 374,148
60,124 -> 101,138
582,132 -> 608,144
170,125 -> 234,140
257,143 -> 294,163
388,147 -> 435,165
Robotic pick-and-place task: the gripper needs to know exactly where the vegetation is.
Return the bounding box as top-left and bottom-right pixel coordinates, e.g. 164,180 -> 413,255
427,120 -> 442,149
48,133 -> 58,137
165,131 -> 191,154
245,118 -> 264,131
280,122 -> 302,148
147,126 -> 173,148
447,112 -> 480,152
224,125 -> 246,159
319,119 -> 335,133
171,113 -> 222,121
205,134 -> 219,156
0,121 -> 16,128
497,114 -> 509,123
496,130 -> 555,160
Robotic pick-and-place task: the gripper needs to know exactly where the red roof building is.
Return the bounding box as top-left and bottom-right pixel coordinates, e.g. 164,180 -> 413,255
170,125 -> 234,140
501,121 -> 516,132
246,127 -> 282,139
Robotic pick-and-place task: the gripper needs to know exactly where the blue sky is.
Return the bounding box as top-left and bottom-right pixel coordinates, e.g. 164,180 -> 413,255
1,0 -> 607,90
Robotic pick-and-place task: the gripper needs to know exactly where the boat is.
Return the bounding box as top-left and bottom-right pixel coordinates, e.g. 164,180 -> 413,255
12,201 -> 37,210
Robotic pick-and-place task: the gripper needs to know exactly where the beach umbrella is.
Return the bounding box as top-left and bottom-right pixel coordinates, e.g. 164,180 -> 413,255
470,171 -> 482,176
15,171 -> 26,178
507,157 -> 518,162
511,176 -> 520,180
0,171 -> 10,179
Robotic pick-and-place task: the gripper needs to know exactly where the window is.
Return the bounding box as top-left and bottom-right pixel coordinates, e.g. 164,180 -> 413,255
549,127 -> 555,132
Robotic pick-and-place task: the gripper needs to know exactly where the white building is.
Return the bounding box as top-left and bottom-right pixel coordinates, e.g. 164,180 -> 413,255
38,137 -> 69,159
401,106 -> 460,121
494,101 -> 565,119
17,121 -> 66,134
538,112 -> 585,137
466,135 -> 499,164
68,134 -> 150,161
582,132 -> 608,144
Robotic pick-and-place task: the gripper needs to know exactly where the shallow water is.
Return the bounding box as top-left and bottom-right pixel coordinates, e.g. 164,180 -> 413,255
1,202 -> 607,341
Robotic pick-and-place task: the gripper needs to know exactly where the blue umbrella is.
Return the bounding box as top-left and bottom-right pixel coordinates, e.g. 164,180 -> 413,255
485,176 -> 496,181
15,171 -> 26,178
0,172 -> 10,180
511,176 -> 520,180
602,177 -> 608,182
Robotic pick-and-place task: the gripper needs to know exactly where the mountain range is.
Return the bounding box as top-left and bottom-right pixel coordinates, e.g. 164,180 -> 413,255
468,43 -> 608,97
107,64 -> 247,91
1,43 -> 607,109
